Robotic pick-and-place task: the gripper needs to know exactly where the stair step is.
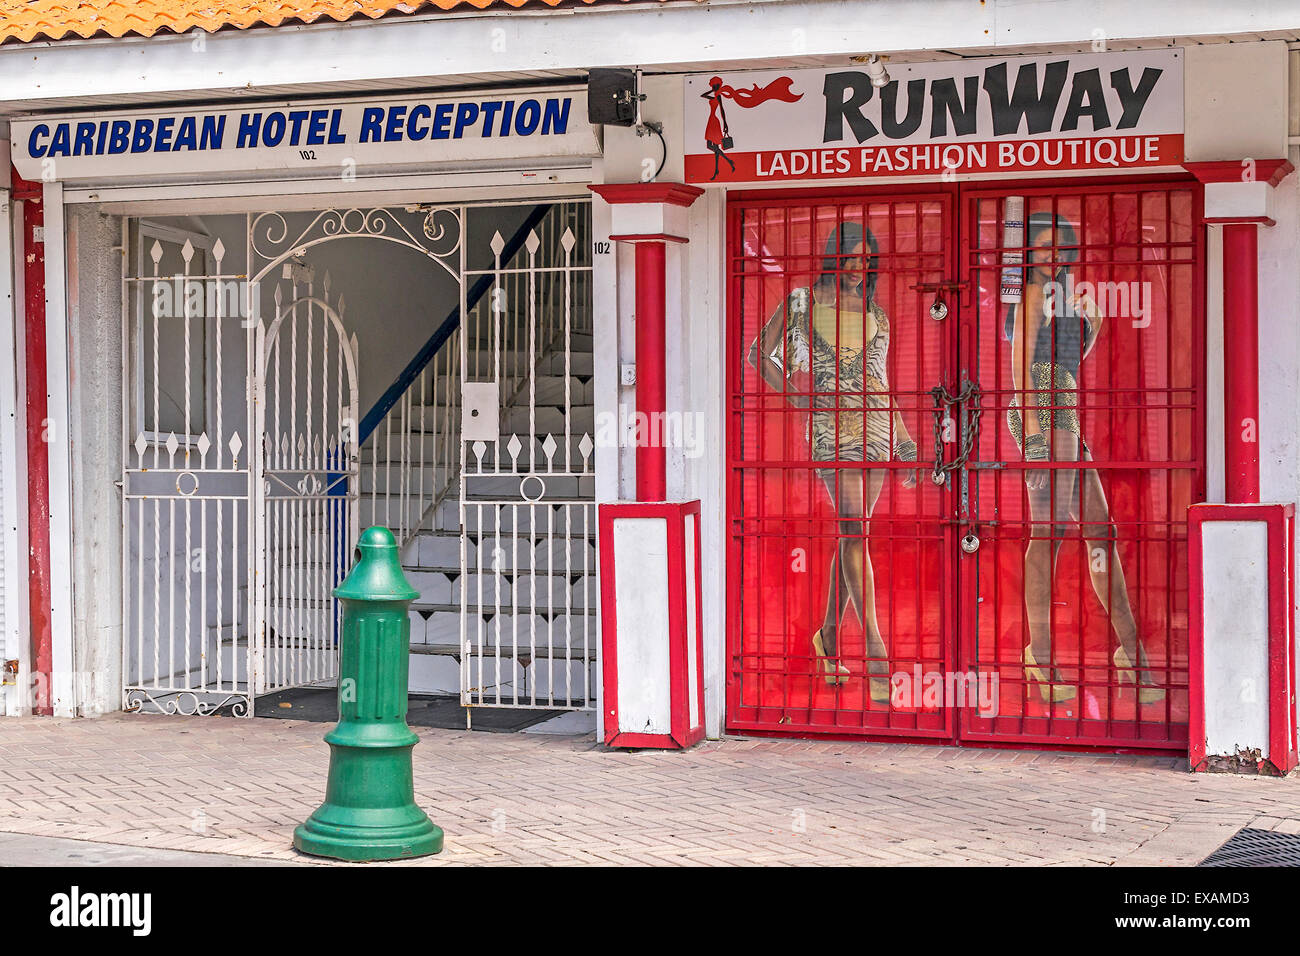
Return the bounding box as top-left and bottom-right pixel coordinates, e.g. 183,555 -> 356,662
412,602 -> 598,618
402,564 -> 596,579
412,641 -> 597,662
404,532 -> 597,568
403,570 -> 595,605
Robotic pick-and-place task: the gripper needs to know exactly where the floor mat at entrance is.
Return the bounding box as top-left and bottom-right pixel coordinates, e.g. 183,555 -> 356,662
247,687 -> 564,733
1198,828 -> 1300,866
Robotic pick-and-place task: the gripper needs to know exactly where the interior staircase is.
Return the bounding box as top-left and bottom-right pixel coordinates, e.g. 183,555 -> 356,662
356,201 -> 598,708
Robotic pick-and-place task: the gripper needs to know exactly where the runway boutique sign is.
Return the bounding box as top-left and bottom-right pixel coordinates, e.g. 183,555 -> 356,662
684,50 -> 1183,184
11,87 -> 599,183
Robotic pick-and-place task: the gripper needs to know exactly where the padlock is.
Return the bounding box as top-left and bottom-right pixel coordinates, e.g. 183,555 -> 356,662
961,532 -> 980,553
931,470 -> 946,486
929,297 -> 949,321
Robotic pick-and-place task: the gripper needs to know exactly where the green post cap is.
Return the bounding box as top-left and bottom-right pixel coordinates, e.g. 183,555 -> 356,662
333,525 -> 420,603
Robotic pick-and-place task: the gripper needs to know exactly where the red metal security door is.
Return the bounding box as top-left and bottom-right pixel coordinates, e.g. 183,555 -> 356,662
727,188 -> 958,738
956,181 -> 1201,750
727,178 -> 1201,750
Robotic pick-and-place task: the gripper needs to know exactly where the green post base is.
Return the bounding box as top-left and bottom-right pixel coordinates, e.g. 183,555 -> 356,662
293,812 -> 443,862
293,734 -> 444,862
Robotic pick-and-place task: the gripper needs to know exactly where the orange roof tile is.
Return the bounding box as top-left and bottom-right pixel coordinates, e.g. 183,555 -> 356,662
0,0 -> 646,45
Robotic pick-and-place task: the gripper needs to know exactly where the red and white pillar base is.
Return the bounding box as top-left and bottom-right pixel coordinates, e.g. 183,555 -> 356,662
589,182 -> 707,749
1185,159 -> 1297,773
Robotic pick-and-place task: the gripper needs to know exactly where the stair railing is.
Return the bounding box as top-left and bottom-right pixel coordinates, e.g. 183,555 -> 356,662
358,201 -> 589,549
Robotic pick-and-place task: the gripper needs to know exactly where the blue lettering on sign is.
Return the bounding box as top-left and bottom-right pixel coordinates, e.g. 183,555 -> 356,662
155,116 -> 175,151
22,96 -> 575,163
432,104 -> 453,140
237,113 -> 262,149
174,116 -> 199,151
130,119 -> 153,153
542,98 -> 570,135
262,112 -> 286,147
108,120 -> 130,154
306,110 -> 329,146
384,106 -> 407,143
453,103 -> 479,139
73,123 -> 95,156
480,102 -> 503,136
514,99 -> 541,136
27,124 -> 49,158
359,107 -> 384,144
407,104 -> 432,141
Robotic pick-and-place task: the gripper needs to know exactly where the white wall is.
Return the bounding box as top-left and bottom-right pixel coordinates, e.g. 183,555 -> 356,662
67,205 -> 124,715
0,183 -> 25,716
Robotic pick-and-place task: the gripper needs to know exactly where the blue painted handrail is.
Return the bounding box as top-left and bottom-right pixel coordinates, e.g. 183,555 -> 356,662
356,203 -> 555,445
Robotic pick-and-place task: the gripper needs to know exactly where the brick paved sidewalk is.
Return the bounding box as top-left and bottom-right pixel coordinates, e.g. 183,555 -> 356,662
1,714 -> 1298,865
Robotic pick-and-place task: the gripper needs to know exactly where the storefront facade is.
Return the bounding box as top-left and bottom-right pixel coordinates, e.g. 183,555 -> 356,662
1,0 -> 1298,765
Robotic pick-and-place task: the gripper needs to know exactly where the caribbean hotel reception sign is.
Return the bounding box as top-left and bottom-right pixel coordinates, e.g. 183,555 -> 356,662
10,87 -> 599,183
684,50 -> 1183,184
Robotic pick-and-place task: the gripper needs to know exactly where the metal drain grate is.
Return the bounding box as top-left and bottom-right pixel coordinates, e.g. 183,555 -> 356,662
1199,828 -> 1300,867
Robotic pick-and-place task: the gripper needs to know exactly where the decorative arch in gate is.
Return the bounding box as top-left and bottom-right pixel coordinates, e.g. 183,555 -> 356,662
123,205 -> 463,716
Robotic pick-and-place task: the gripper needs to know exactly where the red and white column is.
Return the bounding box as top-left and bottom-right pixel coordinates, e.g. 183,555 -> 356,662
589,183 -> 707,749
1185,159 -> 1297,774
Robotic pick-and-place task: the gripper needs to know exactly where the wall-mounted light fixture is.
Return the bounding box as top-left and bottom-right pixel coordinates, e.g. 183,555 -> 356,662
587,67 -> 666,179
850,54 -> 892,88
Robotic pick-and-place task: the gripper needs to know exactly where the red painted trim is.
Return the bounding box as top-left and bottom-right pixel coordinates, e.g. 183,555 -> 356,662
608,233 -> 688,244
1188,503 -> 1297,775
605,731 -> 682,749
1222,223 -> 1260,504
598,506 -> 621,745
1203,216 -> 1276,227
11,175 -> 41,201
1187,506 -> 1207,770
589,183 -> 705,207
1267,509 -> 1297,775
634,240 -> 667,502
731,727 -> 1190,757
1184,159 -> 1294,187
727,171 -> 1197,205
687,500 -> 705,737
666,506 -> 689,746
16,169 -> 52,715
599,501 -> 705,749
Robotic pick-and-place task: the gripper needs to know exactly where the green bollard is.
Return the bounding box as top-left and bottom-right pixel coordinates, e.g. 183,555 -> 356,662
293,526 -> 443,861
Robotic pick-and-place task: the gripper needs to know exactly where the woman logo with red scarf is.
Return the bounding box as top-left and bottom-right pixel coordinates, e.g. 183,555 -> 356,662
700,76 -> 802,180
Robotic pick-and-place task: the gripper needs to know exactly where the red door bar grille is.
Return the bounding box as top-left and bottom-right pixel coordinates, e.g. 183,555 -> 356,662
726,178 -> 1203,751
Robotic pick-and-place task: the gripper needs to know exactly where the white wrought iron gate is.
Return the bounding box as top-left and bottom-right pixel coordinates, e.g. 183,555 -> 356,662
459,204 -> 598,712
123,217 -> 359,716
122,201 -> 594,718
